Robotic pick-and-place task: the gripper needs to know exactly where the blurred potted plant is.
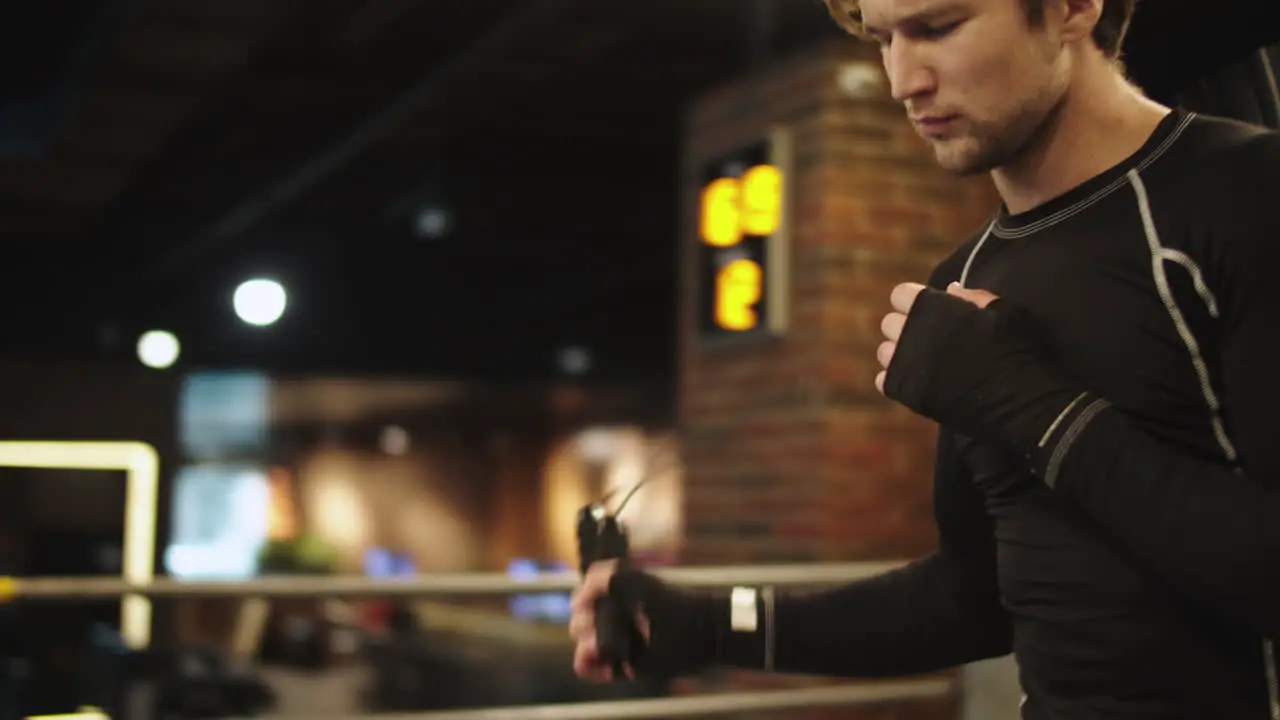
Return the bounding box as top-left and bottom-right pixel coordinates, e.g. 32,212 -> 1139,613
257,535 -> 337,576
255,535 -> 340,670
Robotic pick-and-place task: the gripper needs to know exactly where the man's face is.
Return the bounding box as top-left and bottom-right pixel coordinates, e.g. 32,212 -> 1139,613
859,0 -> 1070,175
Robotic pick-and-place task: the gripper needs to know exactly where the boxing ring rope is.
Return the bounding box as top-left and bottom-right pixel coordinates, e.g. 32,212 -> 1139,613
0,562 -> 908,600
270,679 -> 956,720
6,562 -> 957,719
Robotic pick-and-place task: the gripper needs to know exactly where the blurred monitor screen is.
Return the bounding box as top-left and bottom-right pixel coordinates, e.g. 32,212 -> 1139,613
364,548 -> 416,578
508,559 -> 571,623
165,464 -> 270,580
179,372 -> 270,461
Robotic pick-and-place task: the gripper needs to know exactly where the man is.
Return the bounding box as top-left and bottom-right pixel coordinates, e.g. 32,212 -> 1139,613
571,0 -> 1280,717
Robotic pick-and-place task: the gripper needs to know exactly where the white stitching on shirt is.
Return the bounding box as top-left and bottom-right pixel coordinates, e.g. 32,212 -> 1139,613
1156,248 -> 1220,317
1038,391 -> 1090,448
994,113 -> 1194,239
958,221 -> 997,288
1127,169 -> 1237,463
1043,398 -> 1111,489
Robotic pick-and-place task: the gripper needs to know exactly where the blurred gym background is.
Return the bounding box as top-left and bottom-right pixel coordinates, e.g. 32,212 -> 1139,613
0,1 -> 1276,718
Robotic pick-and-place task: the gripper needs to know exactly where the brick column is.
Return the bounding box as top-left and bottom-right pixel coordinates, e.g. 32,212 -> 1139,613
675,41 -> 999,718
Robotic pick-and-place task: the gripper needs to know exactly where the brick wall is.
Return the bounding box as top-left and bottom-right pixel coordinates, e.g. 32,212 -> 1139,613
676,39 -> 999,718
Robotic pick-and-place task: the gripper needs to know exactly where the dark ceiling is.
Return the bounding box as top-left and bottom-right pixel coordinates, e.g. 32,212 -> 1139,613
1,0 -> 1278,385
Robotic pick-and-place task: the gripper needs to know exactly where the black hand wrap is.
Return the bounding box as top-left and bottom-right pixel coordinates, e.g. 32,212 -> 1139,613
607,569 -> 739,679
884,289 -> 1081,454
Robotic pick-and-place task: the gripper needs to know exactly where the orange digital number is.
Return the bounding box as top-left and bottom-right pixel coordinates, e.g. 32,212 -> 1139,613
740,165 -> 782,237
715,259 -> 763,331
700,178 -> 741,247
699,164 -> 782,247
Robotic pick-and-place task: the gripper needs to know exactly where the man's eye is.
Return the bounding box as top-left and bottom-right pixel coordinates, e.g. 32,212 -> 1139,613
917,21 -> 960,39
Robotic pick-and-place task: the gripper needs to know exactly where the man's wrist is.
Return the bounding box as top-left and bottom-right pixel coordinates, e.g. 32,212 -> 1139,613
1027,390 -> 1114,488
712,586 -> 776,671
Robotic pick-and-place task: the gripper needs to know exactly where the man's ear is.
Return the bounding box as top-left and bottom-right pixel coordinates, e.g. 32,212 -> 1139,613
1059,0 -> 1102,47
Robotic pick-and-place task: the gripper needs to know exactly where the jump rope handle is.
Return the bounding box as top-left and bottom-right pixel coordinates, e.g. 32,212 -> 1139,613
577,505 -> 634,678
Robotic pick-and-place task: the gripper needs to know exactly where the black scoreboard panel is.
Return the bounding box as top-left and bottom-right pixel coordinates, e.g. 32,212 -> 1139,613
694,130 -> 791,344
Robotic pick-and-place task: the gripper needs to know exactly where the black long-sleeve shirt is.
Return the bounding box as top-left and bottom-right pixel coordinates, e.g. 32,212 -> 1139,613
746,429 -> 1013,677
718,109 -> 1280,719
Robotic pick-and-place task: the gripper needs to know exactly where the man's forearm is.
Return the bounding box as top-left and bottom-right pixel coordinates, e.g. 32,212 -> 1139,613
713,553 -> 1012,677
1034,398 -> 1280,638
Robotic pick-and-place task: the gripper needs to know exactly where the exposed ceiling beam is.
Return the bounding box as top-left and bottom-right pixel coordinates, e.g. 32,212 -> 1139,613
0,198 -> 92,235
0,0 -> 144,160
129,0 -> 578,288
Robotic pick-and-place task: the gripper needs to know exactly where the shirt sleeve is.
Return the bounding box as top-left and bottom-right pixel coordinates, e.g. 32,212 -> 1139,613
1031,130 -> 1280,638
720,429 -> 1013,676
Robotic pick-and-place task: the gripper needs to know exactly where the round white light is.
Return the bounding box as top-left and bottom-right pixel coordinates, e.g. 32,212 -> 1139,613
233,278 -> 287,327
558,346 -> 591,375
137,330 -> 181,369
415,206 -> 450,238
379,425 -> 410,456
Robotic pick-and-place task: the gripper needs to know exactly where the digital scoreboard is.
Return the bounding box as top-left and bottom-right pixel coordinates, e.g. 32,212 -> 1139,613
694,129 -> 791,344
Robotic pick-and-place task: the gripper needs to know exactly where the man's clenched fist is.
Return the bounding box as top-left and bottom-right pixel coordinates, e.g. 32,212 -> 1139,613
570,559 -> 650,682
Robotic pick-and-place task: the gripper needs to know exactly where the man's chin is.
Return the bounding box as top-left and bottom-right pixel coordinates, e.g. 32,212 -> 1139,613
931,143 -> 997,176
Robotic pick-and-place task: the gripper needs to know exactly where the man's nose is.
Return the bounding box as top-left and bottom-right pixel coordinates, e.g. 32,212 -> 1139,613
884,39 -> 936,103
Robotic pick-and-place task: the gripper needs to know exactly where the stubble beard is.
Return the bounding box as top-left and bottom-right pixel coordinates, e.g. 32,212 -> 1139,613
929,50 -> 1070,177
929,100 -> 1055,177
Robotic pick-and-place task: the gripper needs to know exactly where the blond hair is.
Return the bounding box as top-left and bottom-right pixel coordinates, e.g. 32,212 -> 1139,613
820,0 -> 1137,58
822,0 -> 869,37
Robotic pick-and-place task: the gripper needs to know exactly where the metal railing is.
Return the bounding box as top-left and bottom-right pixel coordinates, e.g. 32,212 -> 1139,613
8,561 -> 959,719
0,561 -> 908,600
269,679 -> 955,719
